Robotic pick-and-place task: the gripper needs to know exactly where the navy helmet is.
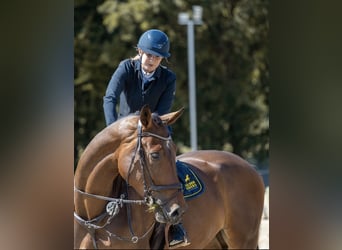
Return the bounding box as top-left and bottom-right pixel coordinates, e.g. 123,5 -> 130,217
137,29 -> 170,58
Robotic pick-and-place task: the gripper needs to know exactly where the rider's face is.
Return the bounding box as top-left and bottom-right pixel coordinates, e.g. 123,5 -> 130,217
140,51 -> 163,73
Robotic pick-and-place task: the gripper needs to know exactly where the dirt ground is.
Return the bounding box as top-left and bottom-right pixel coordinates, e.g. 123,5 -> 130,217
258,217 -> 269,249
258,186 -> 269,249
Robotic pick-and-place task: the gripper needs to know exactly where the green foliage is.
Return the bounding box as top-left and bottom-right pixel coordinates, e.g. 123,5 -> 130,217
74,0 -> 269,168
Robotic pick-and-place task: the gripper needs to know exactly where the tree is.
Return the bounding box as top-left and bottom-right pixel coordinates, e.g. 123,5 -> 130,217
74,0 -> 269,169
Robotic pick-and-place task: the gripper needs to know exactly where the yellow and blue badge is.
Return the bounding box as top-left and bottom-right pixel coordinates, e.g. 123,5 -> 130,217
176,161 -> 205,200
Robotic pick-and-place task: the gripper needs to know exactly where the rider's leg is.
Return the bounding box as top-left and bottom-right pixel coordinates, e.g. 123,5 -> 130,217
168,223 -> 190,248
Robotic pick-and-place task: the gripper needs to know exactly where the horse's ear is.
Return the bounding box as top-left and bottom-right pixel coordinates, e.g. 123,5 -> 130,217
140,105 -> 152,127
160,107 -> 184,126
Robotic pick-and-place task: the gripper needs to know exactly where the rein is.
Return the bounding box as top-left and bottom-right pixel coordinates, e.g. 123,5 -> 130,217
74,186 -> 146,204
74,119 -> 182,248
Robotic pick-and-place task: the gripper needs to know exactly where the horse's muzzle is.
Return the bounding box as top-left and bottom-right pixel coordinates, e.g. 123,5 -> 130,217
155,203 -> 186,224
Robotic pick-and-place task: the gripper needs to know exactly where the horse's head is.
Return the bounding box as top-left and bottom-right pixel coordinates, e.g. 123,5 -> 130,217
117,105 -> 186,225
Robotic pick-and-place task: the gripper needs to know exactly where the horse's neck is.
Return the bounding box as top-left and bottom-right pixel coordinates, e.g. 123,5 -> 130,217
74,157 -> 118,219
75,127 -> 126,219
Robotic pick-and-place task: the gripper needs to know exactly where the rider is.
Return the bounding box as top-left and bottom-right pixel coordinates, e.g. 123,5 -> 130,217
103,29 -> 190,248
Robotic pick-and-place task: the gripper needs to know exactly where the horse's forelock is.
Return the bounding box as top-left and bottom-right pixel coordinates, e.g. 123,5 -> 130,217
152,113 -> 163,127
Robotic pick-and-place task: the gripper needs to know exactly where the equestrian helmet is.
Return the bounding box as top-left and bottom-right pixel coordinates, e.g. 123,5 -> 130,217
137,29 -> 170,58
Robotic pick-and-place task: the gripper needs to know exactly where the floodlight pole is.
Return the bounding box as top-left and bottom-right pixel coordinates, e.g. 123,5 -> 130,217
178,6 -> 203,151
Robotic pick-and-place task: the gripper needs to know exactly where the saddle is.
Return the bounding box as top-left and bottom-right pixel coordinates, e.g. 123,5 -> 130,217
176,161 -> 205,200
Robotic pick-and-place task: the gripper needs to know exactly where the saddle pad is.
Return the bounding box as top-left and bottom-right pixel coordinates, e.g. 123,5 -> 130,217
176,160 -> 205,200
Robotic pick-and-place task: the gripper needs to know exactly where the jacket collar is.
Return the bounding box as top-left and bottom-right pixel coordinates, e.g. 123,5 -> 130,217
133,58 -> 162,79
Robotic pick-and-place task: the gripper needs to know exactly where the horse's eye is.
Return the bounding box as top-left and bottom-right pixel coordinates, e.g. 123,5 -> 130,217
150,152 -> 160,160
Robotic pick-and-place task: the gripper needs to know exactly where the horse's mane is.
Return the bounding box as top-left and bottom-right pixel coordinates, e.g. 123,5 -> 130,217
106,114 -> 139,139
99,114 -> 140,148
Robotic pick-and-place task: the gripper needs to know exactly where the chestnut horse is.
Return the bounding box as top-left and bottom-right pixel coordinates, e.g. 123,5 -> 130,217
74,106 -> 265,249
74,106 -> 187,249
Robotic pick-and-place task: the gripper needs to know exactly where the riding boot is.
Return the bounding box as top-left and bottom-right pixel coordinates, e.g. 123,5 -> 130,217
168,223 -> 190,248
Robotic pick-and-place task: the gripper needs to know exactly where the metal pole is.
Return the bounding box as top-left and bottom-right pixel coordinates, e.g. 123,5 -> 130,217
187,20 -> 197,151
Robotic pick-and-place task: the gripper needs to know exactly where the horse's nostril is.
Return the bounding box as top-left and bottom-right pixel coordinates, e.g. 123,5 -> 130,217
168,203 -> 181,218
170,209 -> 179,218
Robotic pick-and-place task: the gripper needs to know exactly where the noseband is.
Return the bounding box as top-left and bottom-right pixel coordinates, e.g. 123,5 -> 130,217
74,119 -> 183,248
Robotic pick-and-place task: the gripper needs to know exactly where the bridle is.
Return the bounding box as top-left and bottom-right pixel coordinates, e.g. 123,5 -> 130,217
74,119 -> 183,248
134,120 -> 183,207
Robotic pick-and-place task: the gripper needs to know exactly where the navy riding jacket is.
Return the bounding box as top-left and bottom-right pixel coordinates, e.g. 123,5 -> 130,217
103,58 -> 176,126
